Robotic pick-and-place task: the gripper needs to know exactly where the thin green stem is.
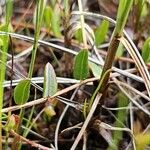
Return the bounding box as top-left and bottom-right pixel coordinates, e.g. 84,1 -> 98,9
5,36 -> 14,150
28,0 -> 44,78
12,1 -> 46,149
88,69 -> 111,111
18,88 -> 37,149
17,106 -> 35,150
77,0 -> 87,49
0,1 -> 13,149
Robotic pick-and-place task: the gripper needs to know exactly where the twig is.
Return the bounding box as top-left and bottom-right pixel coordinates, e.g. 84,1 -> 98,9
83,131 -> 87,150
1,77 -> 97,113
61,122 -> 83,134
10,130 -> 53,150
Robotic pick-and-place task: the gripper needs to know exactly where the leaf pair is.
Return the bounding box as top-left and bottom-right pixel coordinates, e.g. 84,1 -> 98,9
14,63 -> 57,105
73,49 -> 103,80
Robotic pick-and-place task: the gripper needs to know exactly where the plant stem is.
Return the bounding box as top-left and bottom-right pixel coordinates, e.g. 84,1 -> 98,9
0,1 -> 13,148
77,0 -> 87,49
89,0 -> 133,107
98,34 -> 120,97
28,0 -> 45,78
12,1 -> 46,149
0,39 -> 8,149
5,36 -> 14,150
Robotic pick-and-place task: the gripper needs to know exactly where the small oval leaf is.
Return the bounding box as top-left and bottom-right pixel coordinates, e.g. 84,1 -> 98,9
95,20 -> 109,46
89,62 -> 102,78
14,79 -> 31,105
73,49 -> 89,80
43,62 -> 57,97
142,37 -> 150,63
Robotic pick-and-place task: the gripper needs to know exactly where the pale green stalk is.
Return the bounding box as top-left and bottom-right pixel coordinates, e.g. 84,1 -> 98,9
0,0 -> 13,149
17,1 -> 46,149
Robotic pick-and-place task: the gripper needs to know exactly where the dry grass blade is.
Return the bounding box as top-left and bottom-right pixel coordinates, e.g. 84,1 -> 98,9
113,80 -> 150,102
0,31 -> 148,85
54,88 -> 79,150
1,77 -> 97,113
10,130 -> 53,150
114,78 -> 150,116
93,120 -> 116,148
99,122 -> 133,135
119,37 -> 150,97
61,122 -> 82,134
70,93 -> 102,150
72,11 -> 150,88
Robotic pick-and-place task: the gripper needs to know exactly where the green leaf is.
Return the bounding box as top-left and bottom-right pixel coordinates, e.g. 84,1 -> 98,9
115,0 -> 133,33
95,20 -> 109,46
14,79 -> 31,105
117,0 -> 127,21
116,43 -> 124,57
142,37 -> 150,63
51,7 -> 61,37
141,3 -> 148,17
43,62 -> 57,97
43,6 -> 53,31
89,62 -> 102,78
75,29 -> 83,43
5,0 -> 13,24
73,49 -> 89,80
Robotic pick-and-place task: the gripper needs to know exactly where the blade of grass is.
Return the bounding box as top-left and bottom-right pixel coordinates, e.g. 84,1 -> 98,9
119,36 -> 150,97
77,0 -> 87,49
12,0 -> 47,149
70,93 -> 102,150
0,0 -> 13,149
